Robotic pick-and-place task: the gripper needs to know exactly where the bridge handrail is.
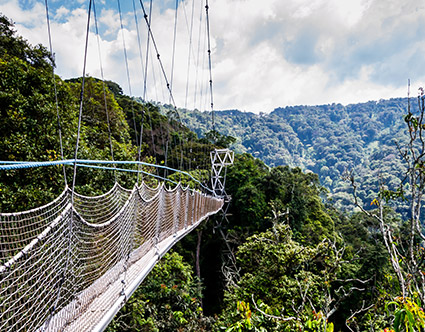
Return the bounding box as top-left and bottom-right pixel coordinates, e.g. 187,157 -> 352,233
0,159 -> 215,195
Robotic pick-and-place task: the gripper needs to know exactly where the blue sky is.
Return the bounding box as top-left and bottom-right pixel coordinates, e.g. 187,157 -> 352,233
1,0 -> 425,113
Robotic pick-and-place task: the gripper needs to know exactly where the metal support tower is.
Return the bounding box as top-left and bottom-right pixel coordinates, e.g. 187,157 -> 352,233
210,148 -> 239,287
210,148 -> 234,197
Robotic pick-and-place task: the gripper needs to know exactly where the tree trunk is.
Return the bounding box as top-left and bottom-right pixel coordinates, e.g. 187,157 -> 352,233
195,229 -> 202,280
195,229 -> 203,307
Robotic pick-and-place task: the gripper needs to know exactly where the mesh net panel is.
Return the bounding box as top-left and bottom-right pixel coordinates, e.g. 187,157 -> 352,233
0,181 -> 223,331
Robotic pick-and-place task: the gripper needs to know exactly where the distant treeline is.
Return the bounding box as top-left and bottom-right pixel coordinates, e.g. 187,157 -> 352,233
178,98 -> 410,211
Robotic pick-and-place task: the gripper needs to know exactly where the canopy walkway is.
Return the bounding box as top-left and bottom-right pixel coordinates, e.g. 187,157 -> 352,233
0,180 -> 223,331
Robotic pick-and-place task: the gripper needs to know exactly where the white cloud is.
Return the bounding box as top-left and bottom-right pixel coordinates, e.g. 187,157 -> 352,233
1,0 -> 425,113
54,6 -> 70,20
99,8 -> 121,37
0,0 -> 45,26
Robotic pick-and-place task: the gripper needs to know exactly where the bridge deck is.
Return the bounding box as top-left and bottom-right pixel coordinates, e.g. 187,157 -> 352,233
45,211 -> 216,332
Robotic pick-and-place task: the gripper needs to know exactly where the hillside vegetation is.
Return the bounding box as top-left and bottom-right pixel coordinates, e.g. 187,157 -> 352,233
178,99 -> 409,211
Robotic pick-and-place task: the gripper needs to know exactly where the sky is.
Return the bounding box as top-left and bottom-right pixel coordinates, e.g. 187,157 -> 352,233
1,0 -> 425,113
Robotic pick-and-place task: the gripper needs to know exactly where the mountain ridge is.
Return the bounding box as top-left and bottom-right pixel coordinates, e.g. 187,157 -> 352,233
178,97 -> 410,210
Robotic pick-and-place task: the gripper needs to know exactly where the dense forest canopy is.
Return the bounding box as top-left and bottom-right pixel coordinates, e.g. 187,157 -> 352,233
2,13 -> 425,332
178,99 -> 410,212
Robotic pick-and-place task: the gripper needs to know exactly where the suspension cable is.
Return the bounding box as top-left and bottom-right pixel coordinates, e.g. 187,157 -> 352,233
117,0 -> 139,150
93,0 -> 117,182
170,0 -> 179,102
44,0 -> 67,186
71,0 -> 92,198
137,0 -> 187,175
150,49 -> 160,103
143,15 -> 159,172
143,0 -> 152,102
200,15 -> 209,173
180,0 -> 196,172
205,0 -> 215,135
200,24 -> 207,112
193,3 -> 203,110
183,0 -> 195,109
132,0 -> 147,184
138,0 -> 181,122
142,2 -> 159,174
132,0 -> 146,87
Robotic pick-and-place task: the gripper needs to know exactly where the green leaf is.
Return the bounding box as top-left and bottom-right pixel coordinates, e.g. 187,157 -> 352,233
405,310 -> 415,331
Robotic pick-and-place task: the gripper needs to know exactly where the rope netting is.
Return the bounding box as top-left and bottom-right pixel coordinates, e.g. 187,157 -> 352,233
0,181 -> 223,331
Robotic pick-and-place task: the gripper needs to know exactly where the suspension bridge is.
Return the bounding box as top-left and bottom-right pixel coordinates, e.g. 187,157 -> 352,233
0,168 -> 223,331
0,0 -> 234,330
0,152 -> 234,332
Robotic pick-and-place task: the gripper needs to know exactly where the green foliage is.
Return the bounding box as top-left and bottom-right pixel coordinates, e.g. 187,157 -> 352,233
225,155 -> 337,244
304,311 -> 334,332
223,301 -> 253,332
0,15 -> 53,70
179,99 -> 410,212
216,224 -> 342,331
167,169 -> 210,190
202,129 -> 237,148
66,77 -> 131,149
384,296 -> 425,332
220,301 -> 334,332
225,154 -> 269,232
0,15 -> 76,211
263,166 -> 335,243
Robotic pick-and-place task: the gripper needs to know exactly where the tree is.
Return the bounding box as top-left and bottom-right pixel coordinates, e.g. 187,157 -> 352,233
202,129 -> 236,148
346,88 -> 425,330
0,14 -> 77,211
216,223 -> 372,331
262,166 -> 335,244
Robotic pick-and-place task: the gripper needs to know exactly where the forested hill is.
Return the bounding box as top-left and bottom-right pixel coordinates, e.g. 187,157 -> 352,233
179,98 -> 409,210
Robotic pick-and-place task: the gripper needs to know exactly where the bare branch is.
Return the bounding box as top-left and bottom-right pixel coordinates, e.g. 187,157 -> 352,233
251,294 -> 298,322
345,300 -> 374,332
334,277 -> 373,284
